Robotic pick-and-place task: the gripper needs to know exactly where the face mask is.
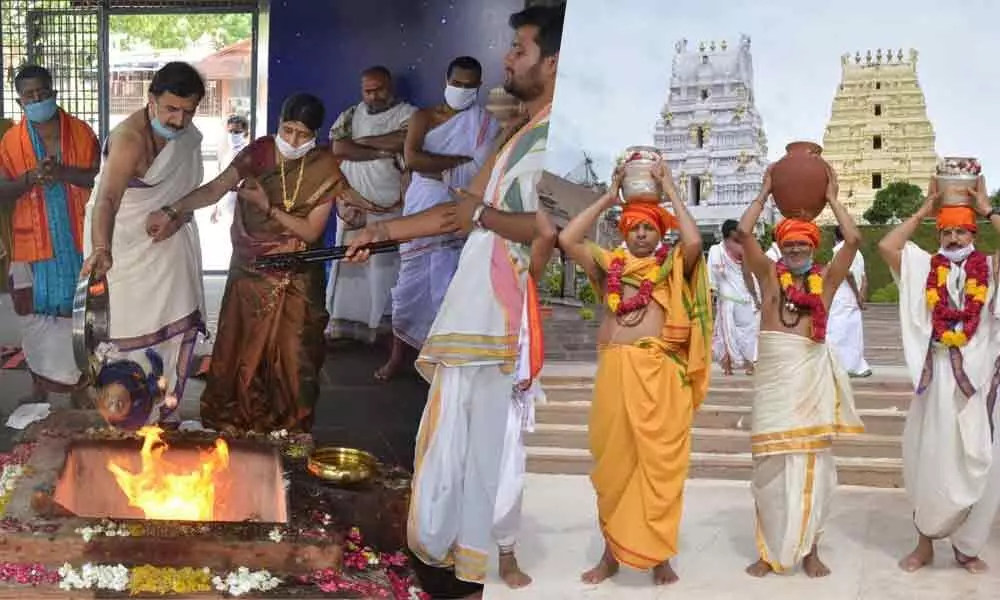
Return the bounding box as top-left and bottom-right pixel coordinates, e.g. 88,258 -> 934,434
229,133 -> 247,148
24,97 -> 57,123
150,114 -> 183,140
275,134 -> 315,160
939,244 -> 974,264
444,85 -> 478,111
789,258 -> 813,276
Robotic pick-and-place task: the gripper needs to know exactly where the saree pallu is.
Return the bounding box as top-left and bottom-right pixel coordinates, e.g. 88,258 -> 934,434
200,138 -> 345,433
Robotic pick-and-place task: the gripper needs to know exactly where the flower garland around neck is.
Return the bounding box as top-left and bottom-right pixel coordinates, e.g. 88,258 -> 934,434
775,260 -> 827,342
925,251 -> 988,348
606,244 -> 670,315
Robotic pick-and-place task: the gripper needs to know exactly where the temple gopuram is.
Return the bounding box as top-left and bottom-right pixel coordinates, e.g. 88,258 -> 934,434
820,48 -> 939,222
654,35 -> 773,237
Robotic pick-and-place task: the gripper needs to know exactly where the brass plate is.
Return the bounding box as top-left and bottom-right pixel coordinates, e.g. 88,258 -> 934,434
307,446 -> 378,485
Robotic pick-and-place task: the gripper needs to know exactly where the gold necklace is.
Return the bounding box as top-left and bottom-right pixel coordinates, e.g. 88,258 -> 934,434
278,154 -> 306,211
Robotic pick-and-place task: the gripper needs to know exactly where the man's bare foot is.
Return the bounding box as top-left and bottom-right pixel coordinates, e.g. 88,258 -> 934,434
744,365 -> 755,376
745,558 -> 773,577
498,552 -> 532,588
954,547 -> 989,574
802,549 -> 831,578
899,536 -> 934,572
373,360 -> 402,382
375,337 -> 407,381
581,546 -> 619,584
652,560 -> 679,585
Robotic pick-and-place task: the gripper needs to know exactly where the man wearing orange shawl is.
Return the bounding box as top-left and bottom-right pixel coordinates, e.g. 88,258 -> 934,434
559,160 -> 711,586
737,166 -> 864,578
878,180 -> 1000,575
0,65 -> 99,404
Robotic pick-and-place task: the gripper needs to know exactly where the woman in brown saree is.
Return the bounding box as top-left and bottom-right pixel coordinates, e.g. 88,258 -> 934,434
145,93 -> 365,433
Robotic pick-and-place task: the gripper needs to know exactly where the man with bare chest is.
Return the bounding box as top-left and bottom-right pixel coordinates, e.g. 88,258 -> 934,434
559,159 -> 712,586
0,65 -> 100,405
379,55 -> 499,380
80,61 -> 207,427
736,164 -> 865,578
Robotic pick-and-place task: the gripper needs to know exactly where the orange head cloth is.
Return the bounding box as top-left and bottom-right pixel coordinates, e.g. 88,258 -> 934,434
936,206 -> 977,233
618,203 -> 678,237
775,218 -> 820,248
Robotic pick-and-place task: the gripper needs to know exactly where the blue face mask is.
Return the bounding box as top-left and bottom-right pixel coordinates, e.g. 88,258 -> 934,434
24,97 -> 57,123
151,115 -> 183,141
789,258 -> 813,276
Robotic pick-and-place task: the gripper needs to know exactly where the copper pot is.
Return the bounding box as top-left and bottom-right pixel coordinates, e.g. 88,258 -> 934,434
770,141 -> 830,221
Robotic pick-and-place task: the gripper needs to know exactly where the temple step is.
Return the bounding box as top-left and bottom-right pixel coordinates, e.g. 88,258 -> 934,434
534,401 -> 907,436
541,382 -> 913,411
527,425 -> 903,459
529,367 -> 911,487
526,447 -> 904,489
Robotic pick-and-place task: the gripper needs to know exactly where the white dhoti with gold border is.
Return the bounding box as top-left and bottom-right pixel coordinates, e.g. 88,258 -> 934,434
751,331 -> 864,572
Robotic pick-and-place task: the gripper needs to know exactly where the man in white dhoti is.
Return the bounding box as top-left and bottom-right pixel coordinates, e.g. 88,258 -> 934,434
827,226 -> 871,377
81,62 -> 207,426
0,65 -> 100,407
877,180 -> 1000,574
344,4 -> 565,588
326,67 -> 417,343
737,165 -> 865,578
376,56 -> 500,380
708,219 -> 760,375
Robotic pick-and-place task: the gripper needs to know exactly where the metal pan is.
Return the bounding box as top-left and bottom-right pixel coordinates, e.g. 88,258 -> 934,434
71,273 -> 110,378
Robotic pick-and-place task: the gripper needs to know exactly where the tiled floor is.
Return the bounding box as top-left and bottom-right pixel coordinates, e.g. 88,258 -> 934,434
481,475 -> 1000,600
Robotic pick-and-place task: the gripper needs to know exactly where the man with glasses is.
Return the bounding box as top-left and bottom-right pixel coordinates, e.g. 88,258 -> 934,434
0,64 -> 100,407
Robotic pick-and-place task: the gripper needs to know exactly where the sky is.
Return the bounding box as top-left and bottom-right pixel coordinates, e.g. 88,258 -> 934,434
547,0 -> 999,187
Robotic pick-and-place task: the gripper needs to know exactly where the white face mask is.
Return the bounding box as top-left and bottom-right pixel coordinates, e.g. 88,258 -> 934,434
275,134 -> 315,160
444,85 -> 478,111
938,244 -> 975,264
229,132 -> 247,149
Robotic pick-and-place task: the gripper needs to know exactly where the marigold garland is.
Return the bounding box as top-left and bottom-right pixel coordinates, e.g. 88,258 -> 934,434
775,260 -> 827,342
606,244 -> 670,315
925,251 -> 988,348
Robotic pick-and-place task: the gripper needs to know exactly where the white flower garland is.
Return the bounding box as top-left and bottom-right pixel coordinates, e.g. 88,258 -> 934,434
57,563 -> 130,592
0,463 -> 24,495
56,563 -> 282,596
212,567 -> 282,596
74,521 -> 131,542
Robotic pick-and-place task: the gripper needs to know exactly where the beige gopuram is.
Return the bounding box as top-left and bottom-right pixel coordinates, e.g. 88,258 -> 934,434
820,48 -> 938,223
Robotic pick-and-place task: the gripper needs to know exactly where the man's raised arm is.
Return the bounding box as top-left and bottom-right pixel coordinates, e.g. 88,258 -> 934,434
821,169 -> 863,300
558,174 -> 621,286
877,186 -> 939,276
736,167 -> 773,280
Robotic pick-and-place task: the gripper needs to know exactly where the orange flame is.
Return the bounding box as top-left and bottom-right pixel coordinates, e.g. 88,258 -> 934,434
107,426 -> 230,521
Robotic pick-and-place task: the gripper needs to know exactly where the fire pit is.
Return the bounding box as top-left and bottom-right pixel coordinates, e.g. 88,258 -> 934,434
0,410 -> 420,598
54,430 -> 287,523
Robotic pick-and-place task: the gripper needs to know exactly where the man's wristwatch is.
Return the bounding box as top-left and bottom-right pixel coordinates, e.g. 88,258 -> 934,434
988,206 -> 1000,220
471,205 -> 487,230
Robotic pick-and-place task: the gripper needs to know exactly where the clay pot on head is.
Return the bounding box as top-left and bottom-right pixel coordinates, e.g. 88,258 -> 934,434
620,145 -> 663,204
770,141 -> 830,221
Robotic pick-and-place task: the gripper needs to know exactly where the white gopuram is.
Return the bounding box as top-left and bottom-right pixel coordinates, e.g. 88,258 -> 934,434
654,35 -> 774,235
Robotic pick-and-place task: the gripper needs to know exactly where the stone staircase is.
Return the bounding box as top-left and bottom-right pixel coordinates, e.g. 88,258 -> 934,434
530,304 -> 912,488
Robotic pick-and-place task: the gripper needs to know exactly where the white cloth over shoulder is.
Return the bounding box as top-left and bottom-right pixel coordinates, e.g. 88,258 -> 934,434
83,124 -> 206,413
326,101 -> 417,341
707,242 -> 759,366
827,240 -> 870,374
894,242 -> 1000,554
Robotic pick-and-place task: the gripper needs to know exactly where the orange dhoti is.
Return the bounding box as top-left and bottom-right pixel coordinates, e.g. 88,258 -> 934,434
590,337 -> 697,568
